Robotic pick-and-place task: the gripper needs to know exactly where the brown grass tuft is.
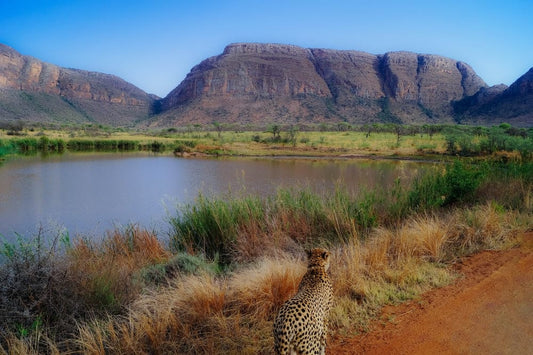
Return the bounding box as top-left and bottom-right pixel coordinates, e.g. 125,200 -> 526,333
68,226 -> 170,310
447,203 -> 520,253
227,256 -> 306,320
397,215 -> 448,262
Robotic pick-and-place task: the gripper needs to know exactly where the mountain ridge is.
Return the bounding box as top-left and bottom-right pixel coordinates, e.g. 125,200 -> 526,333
0,43 -> 156,126
1,42 -> 531,127
454,67 -> 533,126
154,43 -> 492,126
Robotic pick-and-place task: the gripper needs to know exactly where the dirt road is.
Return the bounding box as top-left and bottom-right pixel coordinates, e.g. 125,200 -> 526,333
329,232 -> 533,354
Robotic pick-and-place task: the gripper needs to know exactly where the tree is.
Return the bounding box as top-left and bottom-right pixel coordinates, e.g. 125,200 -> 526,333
287,125 -> 299,146
213,121 -> 222,139
268,124 -> 281,141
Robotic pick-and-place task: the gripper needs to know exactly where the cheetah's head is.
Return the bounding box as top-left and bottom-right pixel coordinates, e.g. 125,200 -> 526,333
306,248 -> 330,271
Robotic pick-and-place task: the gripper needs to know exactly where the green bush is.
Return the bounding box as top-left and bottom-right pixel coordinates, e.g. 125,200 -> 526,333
443,161 -> 485,205
0,230 -> 86,338
443,125 -> 533,159
138,252 -> 221,286
408,161 -> 485,209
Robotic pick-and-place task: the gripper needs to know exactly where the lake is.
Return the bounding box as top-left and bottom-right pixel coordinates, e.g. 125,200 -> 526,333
0,153 -> 432,239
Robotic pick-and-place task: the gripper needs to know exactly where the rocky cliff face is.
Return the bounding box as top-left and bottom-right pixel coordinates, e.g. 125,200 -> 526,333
155,43 -> 488,126
454,67 -> 533,127
3,42 -> 527,128
161,43 -> 330,109
0,43 -> 155,125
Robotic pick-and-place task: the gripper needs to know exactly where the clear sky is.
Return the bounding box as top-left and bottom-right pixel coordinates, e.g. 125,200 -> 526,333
1,0 -> 531,97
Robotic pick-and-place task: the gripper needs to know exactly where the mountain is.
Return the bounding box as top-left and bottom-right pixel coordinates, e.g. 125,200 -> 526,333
152,43 -> 488,126
2,42 -> 530,128
454,68 -> 533,127
0,43 -> 156,126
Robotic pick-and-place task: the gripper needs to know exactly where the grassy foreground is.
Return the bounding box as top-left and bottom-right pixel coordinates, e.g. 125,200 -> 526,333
0,158 -> 531,354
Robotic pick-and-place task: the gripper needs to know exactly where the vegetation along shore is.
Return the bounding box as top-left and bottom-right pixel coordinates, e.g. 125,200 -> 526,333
1,122 -> 532,160
0,122 -> 532,353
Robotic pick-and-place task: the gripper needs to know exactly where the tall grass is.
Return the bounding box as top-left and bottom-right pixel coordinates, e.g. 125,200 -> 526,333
169,160 -> 531,263
0,136 -> 170,156
0,226 -> 169,352
170,194 -> 265,263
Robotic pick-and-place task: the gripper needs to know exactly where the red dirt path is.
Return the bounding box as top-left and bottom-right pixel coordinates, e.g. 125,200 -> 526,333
329,232 -> 533,354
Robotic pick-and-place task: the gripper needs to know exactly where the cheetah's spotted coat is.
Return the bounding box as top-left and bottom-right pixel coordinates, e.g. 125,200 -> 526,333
273,248 -> 333,355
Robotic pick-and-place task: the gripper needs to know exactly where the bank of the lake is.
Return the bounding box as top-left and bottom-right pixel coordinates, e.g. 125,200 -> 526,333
1,123 -> 531,162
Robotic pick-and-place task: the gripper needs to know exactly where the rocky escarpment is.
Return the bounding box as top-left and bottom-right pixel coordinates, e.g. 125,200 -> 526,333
454,67 -> 533,127
154,43 -> 488,126
0,43 -> 156,126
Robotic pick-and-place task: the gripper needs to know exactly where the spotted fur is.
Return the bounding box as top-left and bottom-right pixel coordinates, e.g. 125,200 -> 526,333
273,248 -> 333,355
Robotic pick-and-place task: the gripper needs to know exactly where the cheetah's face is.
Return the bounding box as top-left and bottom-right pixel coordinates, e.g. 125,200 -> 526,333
306,248 -> 330,271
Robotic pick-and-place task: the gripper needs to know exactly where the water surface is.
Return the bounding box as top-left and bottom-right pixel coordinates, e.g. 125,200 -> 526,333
0,153 -> 431,239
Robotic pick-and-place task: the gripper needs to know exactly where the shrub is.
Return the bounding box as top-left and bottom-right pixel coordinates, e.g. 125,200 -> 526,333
0,228 -> 85,341
137,252 -> 221,286
408,161 -> 485,210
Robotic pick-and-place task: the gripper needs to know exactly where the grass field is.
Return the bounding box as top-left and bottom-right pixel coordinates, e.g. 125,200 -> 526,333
0,126 -> 452,159
3,122 -> 531,160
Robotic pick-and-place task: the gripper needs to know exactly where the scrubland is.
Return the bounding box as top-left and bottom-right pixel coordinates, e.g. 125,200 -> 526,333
1,154 -> 531,353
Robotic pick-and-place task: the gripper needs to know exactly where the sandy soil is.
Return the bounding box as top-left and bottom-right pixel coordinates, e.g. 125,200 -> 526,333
329,232 -> 533,355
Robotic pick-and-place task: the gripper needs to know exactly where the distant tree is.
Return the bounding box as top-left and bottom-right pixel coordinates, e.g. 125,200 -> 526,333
337,122 -> 351,131
213,121 -> 222,139
287,124 -> 299,146
362,124 -> 372,138
268,124 -> 281,141
6,121 -> 24,136
394,124 -> 403,145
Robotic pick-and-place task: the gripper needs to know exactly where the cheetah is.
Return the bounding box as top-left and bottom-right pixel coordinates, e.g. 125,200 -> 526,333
273,248 -> 333,355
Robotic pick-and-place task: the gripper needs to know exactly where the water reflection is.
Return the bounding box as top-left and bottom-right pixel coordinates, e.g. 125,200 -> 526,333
0,153 -> 432,239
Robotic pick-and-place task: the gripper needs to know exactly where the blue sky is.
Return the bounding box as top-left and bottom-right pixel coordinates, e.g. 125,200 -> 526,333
1,0 -> 532,97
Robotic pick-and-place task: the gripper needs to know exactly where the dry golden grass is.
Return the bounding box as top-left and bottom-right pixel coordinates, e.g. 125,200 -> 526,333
226,256 -> 306,321
75,257 -> 306,354
68,227 -> 170,309
2,204 -> 527,354
0,333 -> 61,355
447,203 -> 521,254
395,216 -> 448,262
